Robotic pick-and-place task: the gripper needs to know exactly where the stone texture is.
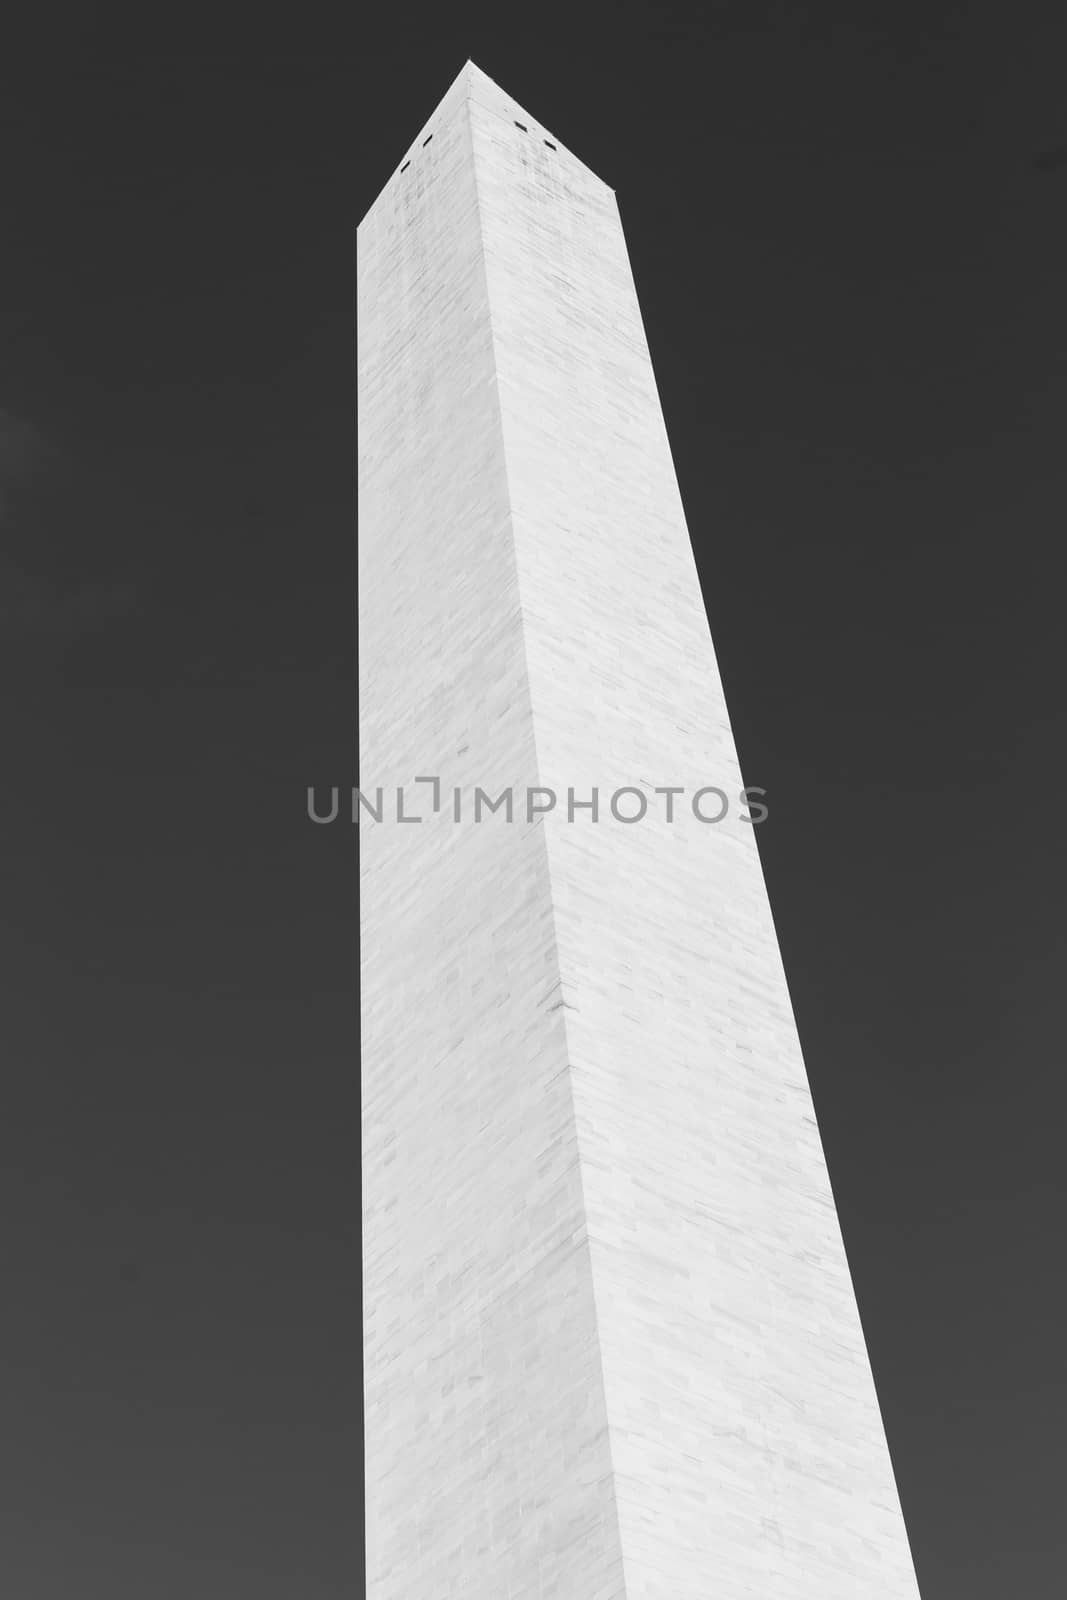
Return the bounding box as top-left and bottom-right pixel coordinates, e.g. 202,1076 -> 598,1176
358,59 -> 921,1599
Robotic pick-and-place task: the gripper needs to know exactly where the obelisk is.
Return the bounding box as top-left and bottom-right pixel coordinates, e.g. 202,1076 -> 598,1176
358,59 -> 921,1599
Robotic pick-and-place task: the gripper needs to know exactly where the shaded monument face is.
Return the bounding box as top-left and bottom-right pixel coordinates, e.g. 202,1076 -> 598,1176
358,58 -> 921,1600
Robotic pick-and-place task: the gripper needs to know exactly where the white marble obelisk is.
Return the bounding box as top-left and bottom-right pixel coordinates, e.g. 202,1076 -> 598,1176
358,59 -> 922,1600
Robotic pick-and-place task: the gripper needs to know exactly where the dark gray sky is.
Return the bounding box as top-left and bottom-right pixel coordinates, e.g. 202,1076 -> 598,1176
2,5 -> 1066,1595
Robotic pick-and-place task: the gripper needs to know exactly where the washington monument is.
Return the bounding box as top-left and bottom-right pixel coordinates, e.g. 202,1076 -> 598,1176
358,60 -> 921,1598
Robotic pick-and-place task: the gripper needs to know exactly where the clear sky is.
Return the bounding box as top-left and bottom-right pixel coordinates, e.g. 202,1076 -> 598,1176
2,4 -> 1066,1596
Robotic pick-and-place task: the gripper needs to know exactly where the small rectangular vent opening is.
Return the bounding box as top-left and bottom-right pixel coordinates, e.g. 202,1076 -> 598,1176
422,134 -> 433,146
400,161 -> 410,172
544,140 -> 556,150
514,121 -> 527,132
